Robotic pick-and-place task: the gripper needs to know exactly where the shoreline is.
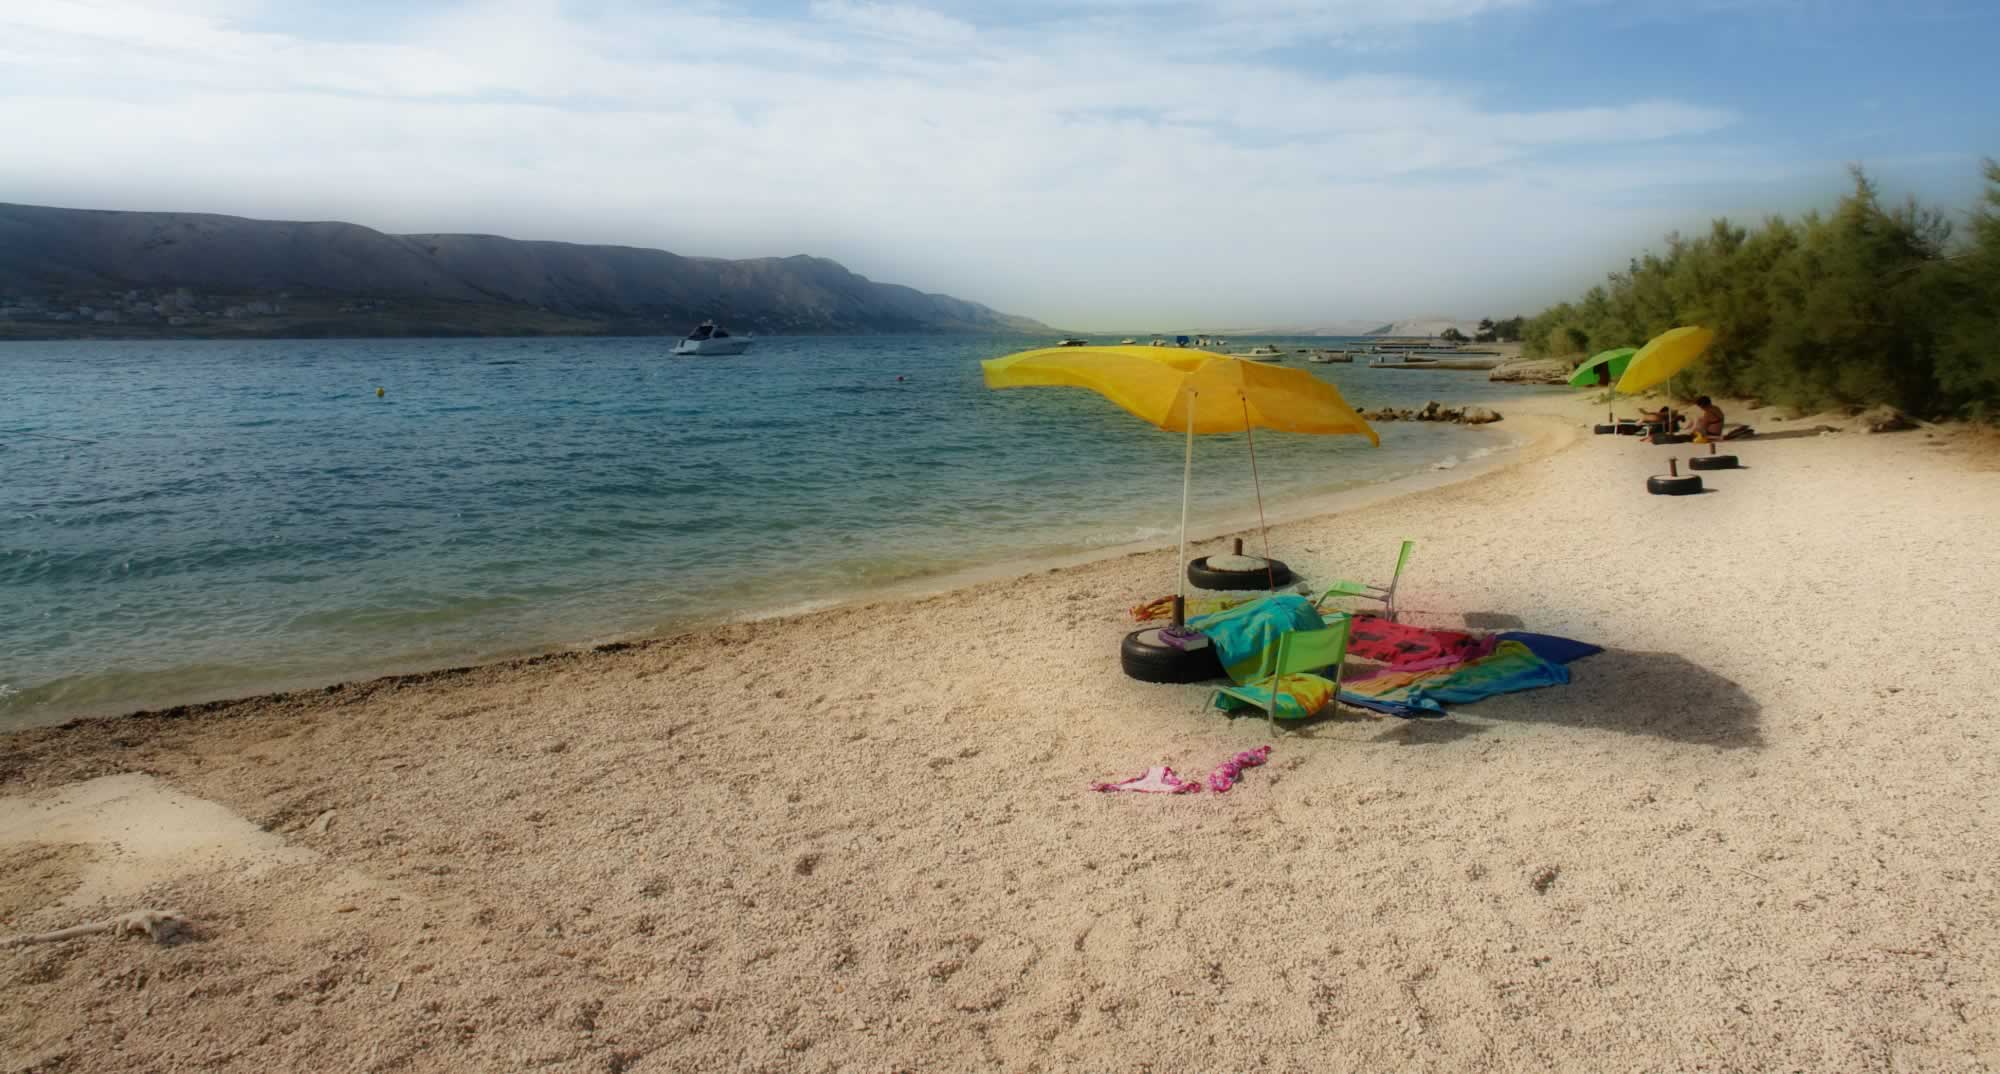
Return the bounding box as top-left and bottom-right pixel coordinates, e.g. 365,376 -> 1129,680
6,392 -> 1999,1071
3,407 -> 1564,733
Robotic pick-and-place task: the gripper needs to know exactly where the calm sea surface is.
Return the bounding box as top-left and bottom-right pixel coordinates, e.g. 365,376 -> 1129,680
2,336 -> 1559,726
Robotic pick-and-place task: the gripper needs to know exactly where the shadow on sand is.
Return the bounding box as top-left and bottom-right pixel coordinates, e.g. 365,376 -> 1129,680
1396,648 -> 1763,748
1730,427 -> 1833,442
1260,647 -> 1763,748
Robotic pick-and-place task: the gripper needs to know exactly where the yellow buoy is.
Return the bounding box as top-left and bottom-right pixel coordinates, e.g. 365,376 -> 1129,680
376,387 -> 385,397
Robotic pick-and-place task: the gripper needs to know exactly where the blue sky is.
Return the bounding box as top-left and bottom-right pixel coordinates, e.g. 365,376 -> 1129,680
1,1 -> 1994,328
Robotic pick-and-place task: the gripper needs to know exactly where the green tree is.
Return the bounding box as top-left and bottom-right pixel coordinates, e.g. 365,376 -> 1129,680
1516,162 -> 1997,417
1932,160 -> 2000,416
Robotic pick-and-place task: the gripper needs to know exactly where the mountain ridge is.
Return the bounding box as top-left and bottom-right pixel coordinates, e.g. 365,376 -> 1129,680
0,202 -> 1049,336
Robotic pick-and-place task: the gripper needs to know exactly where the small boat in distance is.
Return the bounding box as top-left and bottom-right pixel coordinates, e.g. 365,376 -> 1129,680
1057,337 -> 1089,347
671,320 -> 752,356
1234,345 -> 1285,361
1119,338 -> 1137,345
1306,350 -> 1353,364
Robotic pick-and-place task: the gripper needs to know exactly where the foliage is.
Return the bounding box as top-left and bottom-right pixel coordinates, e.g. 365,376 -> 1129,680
1475,315 -> 1524,343
1520,163 -> 2000,418
1439,326 -> 1467,342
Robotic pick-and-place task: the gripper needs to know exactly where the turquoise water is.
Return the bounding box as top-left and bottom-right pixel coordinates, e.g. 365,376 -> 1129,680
2,336 -> 1556,725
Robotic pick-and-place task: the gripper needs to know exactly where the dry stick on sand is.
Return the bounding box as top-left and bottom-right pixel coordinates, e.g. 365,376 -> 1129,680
1,909 -> 190,948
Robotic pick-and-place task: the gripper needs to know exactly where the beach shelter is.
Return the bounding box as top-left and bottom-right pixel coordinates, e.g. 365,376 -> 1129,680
981,344 -> 1377,628
1568,347 -> 1637,389
1616,327 -> 1715,395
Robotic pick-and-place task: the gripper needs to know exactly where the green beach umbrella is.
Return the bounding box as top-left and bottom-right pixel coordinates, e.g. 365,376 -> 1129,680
1568,347 -> 1637,388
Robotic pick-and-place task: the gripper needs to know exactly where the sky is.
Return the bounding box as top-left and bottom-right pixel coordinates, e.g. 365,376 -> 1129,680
2,0 -> 1996,329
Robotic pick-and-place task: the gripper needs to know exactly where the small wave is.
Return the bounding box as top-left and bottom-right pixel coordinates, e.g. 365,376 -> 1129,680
1431,456 -> 1460,471
1080,525 -> 1174,547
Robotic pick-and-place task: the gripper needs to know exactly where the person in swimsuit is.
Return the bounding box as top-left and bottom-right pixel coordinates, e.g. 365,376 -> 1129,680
1690,396 -> 1725,439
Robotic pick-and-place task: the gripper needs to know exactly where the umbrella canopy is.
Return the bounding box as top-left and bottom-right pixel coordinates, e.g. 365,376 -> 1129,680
1567,347 -> 1637,388
982,345 -> 1377,627
1616,327 -> 1715,394
981,346 -> 1379,441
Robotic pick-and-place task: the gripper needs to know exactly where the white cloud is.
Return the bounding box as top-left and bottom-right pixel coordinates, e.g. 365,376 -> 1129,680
0,0 -> 1762,325
810,0 -> 978,45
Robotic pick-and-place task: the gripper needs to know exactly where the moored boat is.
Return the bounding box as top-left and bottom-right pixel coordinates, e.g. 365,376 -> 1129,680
671,320 -> 752,356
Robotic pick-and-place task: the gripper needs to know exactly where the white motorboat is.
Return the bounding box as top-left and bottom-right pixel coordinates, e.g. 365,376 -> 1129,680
1056,336 -> 1089,347
671,320 -> 752,356
1233,345 -> 1286,361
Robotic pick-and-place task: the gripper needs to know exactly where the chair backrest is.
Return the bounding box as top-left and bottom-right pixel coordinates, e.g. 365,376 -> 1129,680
1391,540 -> 1415,584
1270,614 -> 1353,686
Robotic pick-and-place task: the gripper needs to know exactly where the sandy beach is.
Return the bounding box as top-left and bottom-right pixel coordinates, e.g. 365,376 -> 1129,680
5,393 -> 1999,1073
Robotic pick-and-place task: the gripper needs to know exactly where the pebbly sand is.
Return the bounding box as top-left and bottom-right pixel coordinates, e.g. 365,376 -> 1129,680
4,395 -> 1999,1073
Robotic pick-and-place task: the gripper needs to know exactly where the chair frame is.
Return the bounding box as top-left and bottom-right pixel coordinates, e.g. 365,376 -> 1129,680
1212,613 -> 1353,733
1315,540 -> 1415,621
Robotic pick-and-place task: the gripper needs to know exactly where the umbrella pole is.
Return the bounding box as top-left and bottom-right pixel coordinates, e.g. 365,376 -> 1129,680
1241,395 -> 1275,592
1174,391 -> 1194,630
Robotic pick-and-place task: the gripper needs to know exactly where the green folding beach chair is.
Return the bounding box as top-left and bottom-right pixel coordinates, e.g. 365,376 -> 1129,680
1212,614 -> 1353,734
1315,540 -> 1414,621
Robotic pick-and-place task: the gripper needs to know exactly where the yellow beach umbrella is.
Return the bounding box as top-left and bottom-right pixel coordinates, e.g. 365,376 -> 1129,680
1616,326 -> 1715,394
983,345 -> 1381,437
982,345 -> 1377,621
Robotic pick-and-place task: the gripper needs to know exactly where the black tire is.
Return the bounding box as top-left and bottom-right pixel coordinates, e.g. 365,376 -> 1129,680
1647,474 -> 1704,496
1689,454 -> 1739,471
1593,423 -> 1616,435
1121,628 -> 1227,684
1650,433 -> 1692,445
1187,555 -> 1295,591
1616,423 -> 1645,436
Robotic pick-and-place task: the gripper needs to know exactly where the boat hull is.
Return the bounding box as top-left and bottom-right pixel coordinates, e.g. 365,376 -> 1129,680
671,338 -> 752,356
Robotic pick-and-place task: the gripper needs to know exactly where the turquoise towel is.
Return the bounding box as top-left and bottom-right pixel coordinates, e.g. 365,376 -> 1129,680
1189,594 -> 1326,683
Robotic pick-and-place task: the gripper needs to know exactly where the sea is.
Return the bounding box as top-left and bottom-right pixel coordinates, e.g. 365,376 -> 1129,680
1,336 -> 1561,728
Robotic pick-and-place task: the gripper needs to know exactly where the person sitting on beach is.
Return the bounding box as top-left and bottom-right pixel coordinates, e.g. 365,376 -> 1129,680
1690,396 -> 1725,439
1636,406 -> 1681,431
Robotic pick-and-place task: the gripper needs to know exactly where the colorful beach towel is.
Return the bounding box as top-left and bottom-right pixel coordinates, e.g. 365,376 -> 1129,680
1188,594 -> 1327,683
1341,640 -> 1570,711
1346,616 -> 1487,666
1210,673 -> 1338,721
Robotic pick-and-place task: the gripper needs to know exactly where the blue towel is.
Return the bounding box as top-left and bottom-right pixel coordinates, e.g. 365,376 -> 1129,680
1497,631 -> 1603,665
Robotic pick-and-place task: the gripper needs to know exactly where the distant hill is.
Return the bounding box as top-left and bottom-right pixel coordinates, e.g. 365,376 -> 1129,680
0,203 -> 1049,337
1369,317 -> 1479,339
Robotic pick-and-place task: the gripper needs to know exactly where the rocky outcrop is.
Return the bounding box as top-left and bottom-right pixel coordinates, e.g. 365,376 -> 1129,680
1358,401 -> 1503,425
1488,358 -> 1569,385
